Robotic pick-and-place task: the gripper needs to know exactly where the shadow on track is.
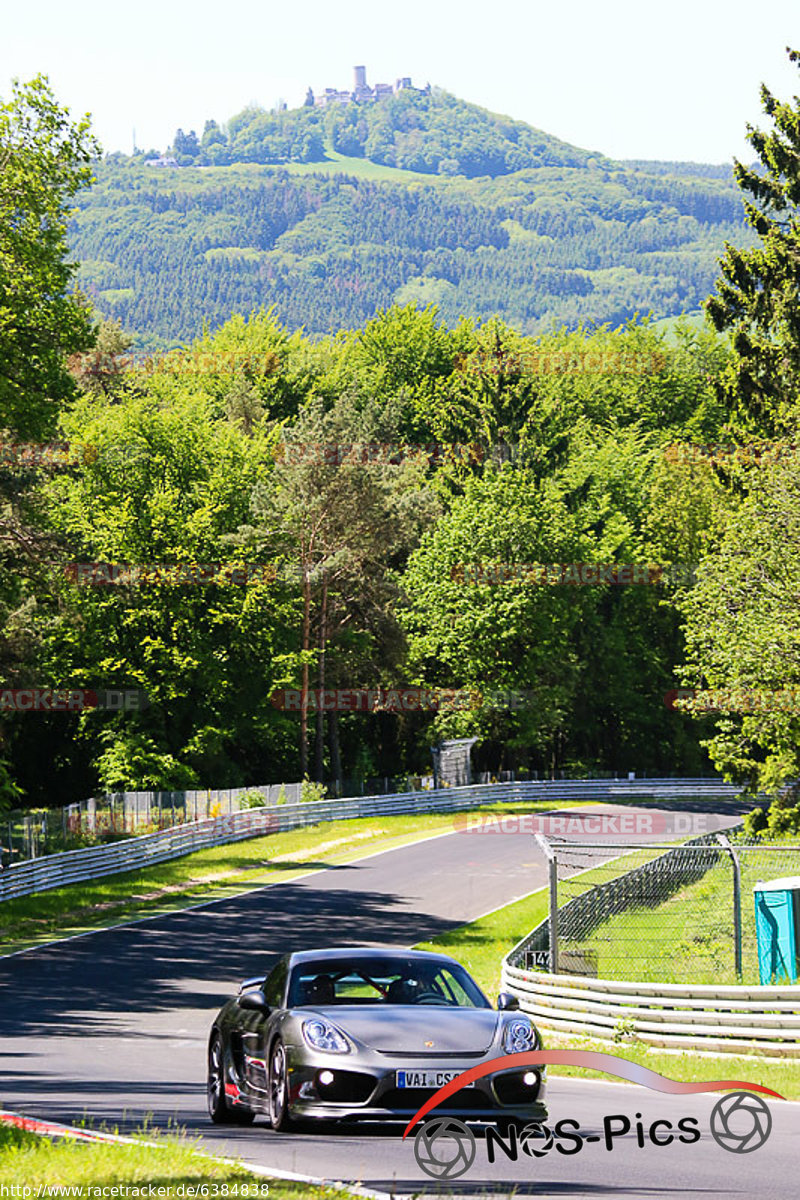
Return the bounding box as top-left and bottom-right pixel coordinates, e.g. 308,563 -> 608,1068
0,871 -> 462,1039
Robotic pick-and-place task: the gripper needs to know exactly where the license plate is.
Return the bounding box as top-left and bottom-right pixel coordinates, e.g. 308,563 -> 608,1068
396,1069 -> 461,1088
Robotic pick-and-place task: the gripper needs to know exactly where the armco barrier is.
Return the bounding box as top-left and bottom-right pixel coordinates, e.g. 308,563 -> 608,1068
0,777 -> 745,903
500,964 -> 800,1056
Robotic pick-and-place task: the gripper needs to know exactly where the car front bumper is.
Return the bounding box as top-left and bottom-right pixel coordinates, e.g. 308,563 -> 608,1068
285,1050 -> 547,1124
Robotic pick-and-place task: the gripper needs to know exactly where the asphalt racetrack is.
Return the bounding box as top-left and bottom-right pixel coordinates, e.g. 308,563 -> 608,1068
1,801 -> 794,1198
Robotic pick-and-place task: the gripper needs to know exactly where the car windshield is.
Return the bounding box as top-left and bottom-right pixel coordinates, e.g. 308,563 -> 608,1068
287,956 -> 490,1008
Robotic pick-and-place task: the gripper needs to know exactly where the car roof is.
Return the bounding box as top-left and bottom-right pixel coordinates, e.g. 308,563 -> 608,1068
287,947 -> 460,969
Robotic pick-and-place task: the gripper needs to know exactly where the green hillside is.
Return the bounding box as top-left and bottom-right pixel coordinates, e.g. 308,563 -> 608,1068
69,89 -> 750,347
166,87 -> 604,175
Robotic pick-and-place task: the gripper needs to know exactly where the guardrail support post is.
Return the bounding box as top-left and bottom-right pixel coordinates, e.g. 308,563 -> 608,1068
536,833 -> 558,974
549,853 -> 558,974
717,834 -> 742,979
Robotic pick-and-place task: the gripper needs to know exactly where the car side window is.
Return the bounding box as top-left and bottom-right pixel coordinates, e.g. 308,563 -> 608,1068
263,958 -> 288,1008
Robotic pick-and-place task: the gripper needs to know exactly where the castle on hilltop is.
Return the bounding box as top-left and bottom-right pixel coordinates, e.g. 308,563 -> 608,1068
306,66 -> 427,108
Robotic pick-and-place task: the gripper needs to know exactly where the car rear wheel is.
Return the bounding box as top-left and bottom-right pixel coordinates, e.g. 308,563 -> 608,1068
207,1032 -> 255,1125
268,1039 -> 294,1131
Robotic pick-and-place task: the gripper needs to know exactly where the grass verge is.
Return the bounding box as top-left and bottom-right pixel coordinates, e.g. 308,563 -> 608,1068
0,1122 -> 366,1198
521,1033 -> 800,1099
0,798 -> 587,955
415,884 -> 550,997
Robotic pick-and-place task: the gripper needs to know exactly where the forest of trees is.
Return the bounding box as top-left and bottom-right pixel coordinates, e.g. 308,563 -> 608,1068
3,61 -> 800,810
69,157 -> 749,347
1,299 -> 732,805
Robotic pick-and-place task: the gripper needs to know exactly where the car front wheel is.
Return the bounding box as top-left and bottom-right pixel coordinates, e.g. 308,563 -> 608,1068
268,1038 -> 294,1131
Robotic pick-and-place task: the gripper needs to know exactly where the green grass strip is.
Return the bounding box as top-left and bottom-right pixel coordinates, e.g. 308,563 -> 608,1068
0,1122 -> 367,1198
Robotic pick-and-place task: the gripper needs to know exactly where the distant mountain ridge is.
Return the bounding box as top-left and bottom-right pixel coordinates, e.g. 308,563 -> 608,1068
74,89 -> 750,347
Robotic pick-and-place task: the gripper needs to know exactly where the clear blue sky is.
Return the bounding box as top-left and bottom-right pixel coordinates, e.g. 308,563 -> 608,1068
3,0 -> 799,163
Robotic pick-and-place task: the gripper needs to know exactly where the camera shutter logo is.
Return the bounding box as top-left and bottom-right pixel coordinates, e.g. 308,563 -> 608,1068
710,1092 -> 772,1154
519,1121 -> 555,1157
413,1116 -> 476,1179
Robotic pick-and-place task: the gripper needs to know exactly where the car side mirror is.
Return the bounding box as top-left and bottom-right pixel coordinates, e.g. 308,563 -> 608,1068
497,991 -> 520,1011
239,989 -> 271,1013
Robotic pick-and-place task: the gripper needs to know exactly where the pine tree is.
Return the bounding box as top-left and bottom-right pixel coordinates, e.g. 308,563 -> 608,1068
706,47 -> 800,433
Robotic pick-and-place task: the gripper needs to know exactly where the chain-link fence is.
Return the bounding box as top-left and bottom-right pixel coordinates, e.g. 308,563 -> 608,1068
3,785 -> 290,863
518,834 -> 800,985
3,777 -> 440,864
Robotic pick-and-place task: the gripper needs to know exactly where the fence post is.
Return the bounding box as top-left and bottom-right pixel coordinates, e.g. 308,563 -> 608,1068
536,833 -> 558,974
717,834 -> 742,979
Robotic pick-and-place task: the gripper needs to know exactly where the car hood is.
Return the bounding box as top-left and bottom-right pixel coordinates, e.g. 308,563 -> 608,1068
302,1005 -> 500,1054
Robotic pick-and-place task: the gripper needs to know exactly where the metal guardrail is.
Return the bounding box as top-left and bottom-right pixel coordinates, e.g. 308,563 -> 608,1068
0,777 -> 746,904
7,778 -> 438,863
501,963 -> 800,1056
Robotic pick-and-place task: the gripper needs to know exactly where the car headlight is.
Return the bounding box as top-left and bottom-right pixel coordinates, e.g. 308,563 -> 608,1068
302,1019 -> 350,1053
503,1017 -> 539,1053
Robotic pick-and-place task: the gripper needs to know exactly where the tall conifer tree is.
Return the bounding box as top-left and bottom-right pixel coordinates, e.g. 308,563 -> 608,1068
707,48 -> 800,433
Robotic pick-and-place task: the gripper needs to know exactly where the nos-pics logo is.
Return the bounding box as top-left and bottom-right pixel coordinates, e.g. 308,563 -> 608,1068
403,1049 -> 782,1181
412,1093 -> 773,1181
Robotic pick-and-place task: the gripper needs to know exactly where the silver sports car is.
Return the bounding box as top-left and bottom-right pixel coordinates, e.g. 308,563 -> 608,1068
207,946 -> 547,1131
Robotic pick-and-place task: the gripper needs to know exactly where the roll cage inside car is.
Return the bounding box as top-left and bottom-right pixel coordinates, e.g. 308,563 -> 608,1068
282,955 -> 491,1008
